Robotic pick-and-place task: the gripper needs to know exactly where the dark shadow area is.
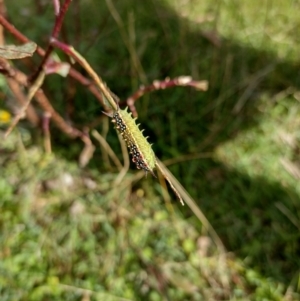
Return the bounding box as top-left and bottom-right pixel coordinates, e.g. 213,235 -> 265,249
179,158 -> 300,283
7,0 -> 300,287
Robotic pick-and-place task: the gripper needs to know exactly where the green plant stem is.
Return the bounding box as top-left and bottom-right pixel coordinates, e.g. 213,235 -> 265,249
51,38 -> 118,111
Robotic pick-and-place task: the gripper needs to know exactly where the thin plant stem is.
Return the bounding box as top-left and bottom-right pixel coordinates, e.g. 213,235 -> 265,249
30,0 -> 73,83
155,157 -> 225,253
155,159 -> 184,206
42,112 -> 52,154
50,38 -> 118,111
0,15 -> 45,55
78,136 -> 95,167
126,77 -> 208,116
5,71 -> 45,138
92,130 -> 123,171
101,117 -> 111,169
114,132 -> 130,185
6,78 -> 40,126
105,0 -> 147,84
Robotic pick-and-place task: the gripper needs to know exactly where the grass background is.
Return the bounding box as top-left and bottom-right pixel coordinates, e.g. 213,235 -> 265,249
0,0 -> 300,300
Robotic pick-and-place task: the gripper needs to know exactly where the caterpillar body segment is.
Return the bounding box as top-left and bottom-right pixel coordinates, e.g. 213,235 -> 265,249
110,107 -> 156,177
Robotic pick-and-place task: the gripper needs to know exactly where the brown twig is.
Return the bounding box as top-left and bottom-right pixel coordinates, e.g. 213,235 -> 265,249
0,57 -> 27,86
34,88 -> 82,138
79,131 -> 95,167
5,71 -> 45,137
126,76 -> 208,117
6,78 -> 40,126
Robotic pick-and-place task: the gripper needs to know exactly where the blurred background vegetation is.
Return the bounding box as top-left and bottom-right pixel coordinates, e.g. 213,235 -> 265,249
0,0 -> 300,300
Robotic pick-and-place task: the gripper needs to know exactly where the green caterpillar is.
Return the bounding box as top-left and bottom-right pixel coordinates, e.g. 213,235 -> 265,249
106,107 -> 156,177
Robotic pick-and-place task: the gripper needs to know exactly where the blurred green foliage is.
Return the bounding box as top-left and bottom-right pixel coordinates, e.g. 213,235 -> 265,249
0,131 -> 296,300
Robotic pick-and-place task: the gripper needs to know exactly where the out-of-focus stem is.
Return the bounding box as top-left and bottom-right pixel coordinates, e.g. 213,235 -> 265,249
30,0 -> 73,83
126,77 -> 208,116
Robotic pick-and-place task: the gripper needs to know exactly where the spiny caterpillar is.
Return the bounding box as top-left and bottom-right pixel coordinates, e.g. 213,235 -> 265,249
105,107 -> 156,177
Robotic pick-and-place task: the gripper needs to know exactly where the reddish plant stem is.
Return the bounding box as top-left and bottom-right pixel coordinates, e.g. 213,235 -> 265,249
0,15 -> 45,56
50,38 -> 74,56
0,57 -> 28,85
35,89 -> 81,138
52,0 -> 60,16
0,15 -> 104,105
0,53 -> 85,139
30,0 -> 73,83
0,1 -> 7,42
126,77 -> 208,116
